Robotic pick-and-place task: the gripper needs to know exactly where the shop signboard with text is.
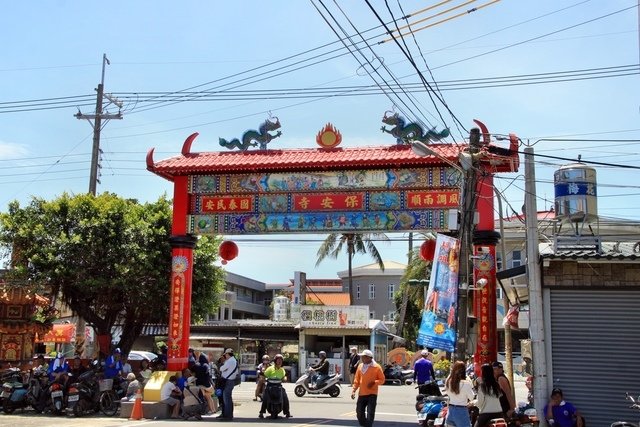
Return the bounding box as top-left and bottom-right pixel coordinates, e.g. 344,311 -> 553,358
299,305 -> 368,328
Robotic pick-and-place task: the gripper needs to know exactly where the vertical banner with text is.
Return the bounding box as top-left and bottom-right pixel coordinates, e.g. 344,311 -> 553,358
417,234 -> 460,352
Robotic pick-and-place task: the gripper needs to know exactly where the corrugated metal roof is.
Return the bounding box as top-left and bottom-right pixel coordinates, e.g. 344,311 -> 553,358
541,241 -> 640,260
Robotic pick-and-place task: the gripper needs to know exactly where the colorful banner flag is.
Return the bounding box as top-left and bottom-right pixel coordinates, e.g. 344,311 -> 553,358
417,233 -> 460,352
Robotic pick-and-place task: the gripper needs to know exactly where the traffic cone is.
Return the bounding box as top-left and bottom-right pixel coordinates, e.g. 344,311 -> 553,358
130,389 -> 143,421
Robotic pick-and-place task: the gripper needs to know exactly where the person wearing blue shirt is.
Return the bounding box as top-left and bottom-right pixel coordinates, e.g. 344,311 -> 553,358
413,350 -> 440,396
104,348 -> 123,379
48,352 -> 69,380
544,388 -> 584,427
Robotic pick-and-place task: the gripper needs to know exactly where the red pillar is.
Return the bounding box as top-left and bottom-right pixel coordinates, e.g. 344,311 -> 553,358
473,172 -> 500,369
167,175 -> 195,371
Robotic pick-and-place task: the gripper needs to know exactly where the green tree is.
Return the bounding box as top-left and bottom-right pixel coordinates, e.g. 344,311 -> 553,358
394,247 -> 430,347
315,233 -> 388,305
0,193 -> 225,353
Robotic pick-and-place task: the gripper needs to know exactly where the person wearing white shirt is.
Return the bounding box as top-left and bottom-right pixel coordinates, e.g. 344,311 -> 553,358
160,375 -> 182,419
218,348 -> 238,421
444,361 -> 475,427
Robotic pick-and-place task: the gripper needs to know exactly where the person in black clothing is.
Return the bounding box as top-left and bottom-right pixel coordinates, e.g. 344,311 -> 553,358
193,353 -> 215,414
310,351 -> 330,389
348,348 -> 360,385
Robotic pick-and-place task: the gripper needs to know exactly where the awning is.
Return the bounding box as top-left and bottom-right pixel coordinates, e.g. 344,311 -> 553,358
37,324 -> 76,343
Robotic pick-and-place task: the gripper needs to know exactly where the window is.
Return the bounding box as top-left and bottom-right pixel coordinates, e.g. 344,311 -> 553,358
356,285 -> 361,300
368,284 -> 375,299
387,311 -> 395,321
511,250 -> 522,267
496,287 -> 503,300
369,311 -> 375,319
496,253 -> 503,270
388,284 -> 395,300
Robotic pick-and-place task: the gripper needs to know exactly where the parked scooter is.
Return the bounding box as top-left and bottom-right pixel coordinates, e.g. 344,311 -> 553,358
0,368 -> 23,408
67,369 -> 100,416
263,379 -> 285,419
2,370 -> 48,414
294,367 -> 341,397
611,393 -> 640,427
384,363 -> 413,384
47,375 -> 68,415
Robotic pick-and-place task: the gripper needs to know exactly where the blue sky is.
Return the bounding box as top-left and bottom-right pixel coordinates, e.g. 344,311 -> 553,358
1,1 -> 639,283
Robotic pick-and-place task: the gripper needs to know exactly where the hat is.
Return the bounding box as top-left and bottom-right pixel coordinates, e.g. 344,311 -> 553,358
420,349 -> 428,356
492,361 -> 503,369
56,353 -> 64,359
358,349 -> 374,357
224,348 -> 234,355
126,373 -> 136,381
551,388 -> 563,396
187,376 -> 196,384
114,348 -> 121,354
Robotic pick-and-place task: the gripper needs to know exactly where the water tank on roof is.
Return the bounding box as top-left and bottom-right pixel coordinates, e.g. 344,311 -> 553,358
554,162 -> 598,223
272,296 -> 290,321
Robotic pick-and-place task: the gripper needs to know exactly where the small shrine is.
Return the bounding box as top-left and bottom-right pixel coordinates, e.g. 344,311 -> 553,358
0,282 -> 54,362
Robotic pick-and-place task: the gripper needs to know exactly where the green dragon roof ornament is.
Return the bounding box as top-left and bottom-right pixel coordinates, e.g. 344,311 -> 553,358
219,117 -> 282,151
381,111 -> 449,145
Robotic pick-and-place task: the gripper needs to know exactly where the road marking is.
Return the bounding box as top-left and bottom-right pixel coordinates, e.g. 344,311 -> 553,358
292,419 -> 334,427
376,412 -> 417,417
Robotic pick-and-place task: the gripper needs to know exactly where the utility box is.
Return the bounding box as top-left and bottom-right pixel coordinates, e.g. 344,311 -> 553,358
143,370 -> 176,402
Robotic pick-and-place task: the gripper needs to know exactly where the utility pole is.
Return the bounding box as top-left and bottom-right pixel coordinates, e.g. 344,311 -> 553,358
454,128 -> 481,361
73,54 -> 122,356
524,146 -> 547,418
75,53 -> 123,195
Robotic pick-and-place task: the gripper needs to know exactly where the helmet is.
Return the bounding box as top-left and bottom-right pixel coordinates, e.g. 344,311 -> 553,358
262,355 -> 270,361
274,354 -> 284,361
319,351 -> 326,357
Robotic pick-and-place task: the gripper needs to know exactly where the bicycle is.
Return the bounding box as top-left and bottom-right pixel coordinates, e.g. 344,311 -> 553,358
611,393 -> 640,427
97,378 -> 121,416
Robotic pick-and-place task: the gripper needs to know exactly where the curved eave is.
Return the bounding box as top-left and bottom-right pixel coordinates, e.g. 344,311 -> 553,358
146,142 -> 519,179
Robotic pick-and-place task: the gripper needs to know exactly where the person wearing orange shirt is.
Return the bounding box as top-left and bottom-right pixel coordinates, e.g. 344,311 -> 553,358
351,349 -> 385,427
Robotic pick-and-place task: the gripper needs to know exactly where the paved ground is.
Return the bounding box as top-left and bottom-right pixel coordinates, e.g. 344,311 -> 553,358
0,375 -> 530,427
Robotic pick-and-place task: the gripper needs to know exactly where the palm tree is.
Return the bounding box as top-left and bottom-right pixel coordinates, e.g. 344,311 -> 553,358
315,232 -> 389,305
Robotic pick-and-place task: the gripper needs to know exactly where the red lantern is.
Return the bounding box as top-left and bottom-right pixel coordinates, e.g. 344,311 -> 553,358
420,239 -> 436,262
219,240 -> 239,265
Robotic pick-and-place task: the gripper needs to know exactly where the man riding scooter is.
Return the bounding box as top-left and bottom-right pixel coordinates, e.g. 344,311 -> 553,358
309,351 -> 330,389
258,354 -> 292,419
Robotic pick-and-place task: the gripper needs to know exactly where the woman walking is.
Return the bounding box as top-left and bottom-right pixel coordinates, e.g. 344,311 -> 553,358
444,361 -> 475,427
473,364 -> 504,427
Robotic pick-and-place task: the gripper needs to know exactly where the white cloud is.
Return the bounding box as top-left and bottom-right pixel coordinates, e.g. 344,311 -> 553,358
0,140 -> 29,159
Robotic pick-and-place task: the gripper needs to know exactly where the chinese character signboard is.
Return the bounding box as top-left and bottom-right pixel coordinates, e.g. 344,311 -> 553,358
187,167 -> 461,235
417,234 -> 460,352
299,305 -> 369,328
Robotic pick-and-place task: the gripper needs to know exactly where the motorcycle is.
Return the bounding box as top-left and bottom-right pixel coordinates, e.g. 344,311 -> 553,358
0,368 -> 23,408
294,367 -> 341,397
416,394 -> 448,427
611,393 -> 640,427
263,379 -> 285,419
2,370 -> 48,414
48,375 -> 68,415
67,369 -> 100,416
384,364 -> 413,385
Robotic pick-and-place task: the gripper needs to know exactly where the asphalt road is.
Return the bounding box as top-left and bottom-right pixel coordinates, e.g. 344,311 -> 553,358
0,376 -> 529,427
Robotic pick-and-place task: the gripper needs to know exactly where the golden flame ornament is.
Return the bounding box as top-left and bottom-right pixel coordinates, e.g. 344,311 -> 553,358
316,123 -> 342,149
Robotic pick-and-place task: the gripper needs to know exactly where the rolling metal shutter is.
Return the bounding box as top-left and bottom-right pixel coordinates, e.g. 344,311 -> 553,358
549,288 -> 640,426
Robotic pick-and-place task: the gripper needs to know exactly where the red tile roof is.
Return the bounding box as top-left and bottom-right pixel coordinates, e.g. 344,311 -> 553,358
305,292 -> 351,306
147,133 -> 519,181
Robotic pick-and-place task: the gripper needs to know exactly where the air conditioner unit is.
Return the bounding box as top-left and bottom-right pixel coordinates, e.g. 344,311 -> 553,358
224,291 -> 237,304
